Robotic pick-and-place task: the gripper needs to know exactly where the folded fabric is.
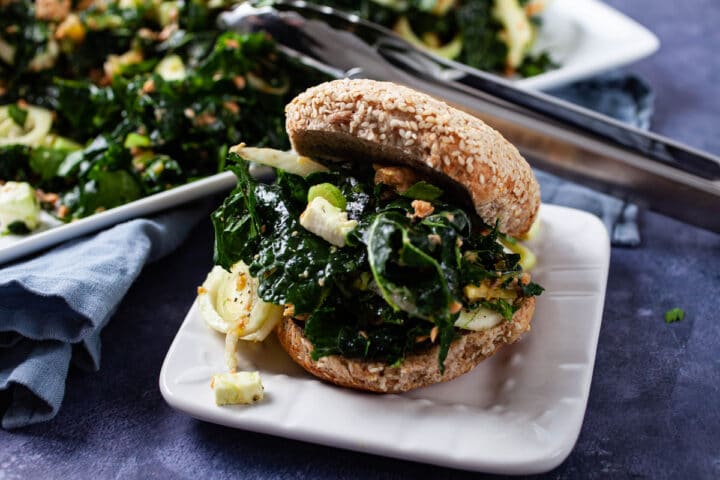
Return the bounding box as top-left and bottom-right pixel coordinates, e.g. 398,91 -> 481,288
0,203 -> 209,429
0,71 -> 653,429
547,71 -> 653,246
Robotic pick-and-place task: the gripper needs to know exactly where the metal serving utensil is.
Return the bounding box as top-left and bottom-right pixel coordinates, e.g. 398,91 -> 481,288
220,3 -> 720,233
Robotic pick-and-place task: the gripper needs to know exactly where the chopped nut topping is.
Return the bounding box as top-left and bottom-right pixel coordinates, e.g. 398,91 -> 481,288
35,0 -> 71,21
235,273 -> 247,291
36,190 -> 59,204
55,14 -> 85,43
410,199 -> 434,219
373,165 -> 418,193
233,76 -> 246,90
57,205 -> 70,218
158,24 -> 177,42
194,112 -> 217,127
449,301 -> 463,314
223,101 -> 240,114
142,79 -> 155,94
427,233 -> 442,246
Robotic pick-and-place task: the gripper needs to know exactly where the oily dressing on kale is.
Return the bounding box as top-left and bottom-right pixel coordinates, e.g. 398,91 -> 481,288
1,1 -> 328,224
213,153 -> 543,372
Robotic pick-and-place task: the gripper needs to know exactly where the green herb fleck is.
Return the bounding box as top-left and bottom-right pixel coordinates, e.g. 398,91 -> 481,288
664,308 -> 685,323
5,221 -> 31,235
401,181 -> 443,201
8,104 -> 28,127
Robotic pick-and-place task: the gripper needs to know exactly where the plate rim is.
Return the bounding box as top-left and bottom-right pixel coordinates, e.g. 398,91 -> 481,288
159,204 -> 611,475
514,0 -> 660,90
0,171 -> 237,266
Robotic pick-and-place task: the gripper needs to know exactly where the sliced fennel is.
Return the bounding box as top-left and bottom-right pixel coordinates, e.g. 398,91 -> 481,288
394,16 -> 463,60
0,104 -> 53,147
0,182 -> 41,234
493,0 -> 535,68
198,261 -> 283,372
454,306 -> 503,331
155,54 -> 186,81
299,196 -> 358,248
211,372 -> 264,405
502,239 -> 537,271
229,144 -> 327,177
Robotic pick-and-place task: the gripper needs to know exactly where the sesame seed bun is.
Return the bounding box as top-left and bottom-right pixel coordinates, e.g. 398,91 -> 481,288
275,297 -> 535,393
285,79 -> 540,236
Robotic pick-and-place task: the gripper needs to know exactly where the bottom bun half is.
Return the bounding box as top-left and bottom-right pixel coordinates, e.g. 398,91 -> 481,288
275,297 -> 535,393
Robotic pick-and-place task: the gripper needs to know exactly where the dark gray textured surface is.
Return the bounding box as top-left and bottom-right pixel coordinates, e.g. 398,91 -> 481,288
2,1 -> 719,478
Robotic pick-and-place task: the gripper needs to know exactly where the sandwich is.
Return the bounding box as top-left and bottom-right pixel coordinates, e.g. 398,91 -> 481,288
200,78 -> 543,393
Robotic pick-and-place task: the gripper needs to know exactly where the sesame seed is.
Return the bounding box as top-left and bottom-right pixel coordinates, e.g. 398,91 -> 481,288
285,79 -> 540,236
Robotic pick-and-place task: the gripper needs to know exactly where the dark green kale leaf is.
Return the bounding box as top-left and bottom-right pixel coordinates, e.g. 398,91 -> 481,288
212,156 -> 263,270
212,155 -> 370,314
54,78 -> 121,138
361,208 -> 467,370
8,104 -> 28,127
401,181 -> 443,201
455,1 -> 508,73
517,52 -> 558,78
5,221 -> 31,235
520,281 -> 544,297
459,220 -> 521,285
28,147 -> 71,188
75,168 -> 142,215
481,298 -> 517,321
304,292 -> 433,363
0,145 -> 31,181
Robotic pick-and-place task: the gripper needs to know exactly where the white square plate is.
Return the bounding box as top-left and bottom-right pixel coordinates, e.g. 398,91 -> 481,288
159,204 -> 610,475
515,0 -> 659,90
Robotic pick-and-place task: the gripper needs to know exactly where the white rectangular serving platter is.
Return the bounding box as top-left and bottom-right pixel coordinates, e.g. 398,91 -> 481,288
0,171 -> 236,265
160,204 -> 611,475
515,0 -> 659,90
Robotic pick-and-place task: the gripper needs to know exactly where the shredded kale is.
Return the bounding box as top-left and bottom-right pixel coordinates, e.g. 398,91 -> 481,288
319,0 -> 553,77
213,155 -> 543,372
0,1 -> 327,223
8,104 -> 28,127
480,299 -> 517,321
520,281 -> 545,297
401,181 -> 444,201
5,221 -> 31,235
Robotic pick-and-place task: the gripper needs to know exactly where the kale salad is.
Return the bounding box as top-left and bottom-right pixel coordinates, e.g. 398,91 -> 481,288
211,151 -> 543,371
0,0 -> 325,233
319,0 -> 556,77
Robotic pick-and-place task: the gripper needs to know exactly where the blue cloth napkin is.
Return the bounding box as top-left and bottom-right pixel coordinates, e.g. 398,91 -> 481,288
0,203 -> 209,429
0,71 -> 653,429
545,71 -> 653,246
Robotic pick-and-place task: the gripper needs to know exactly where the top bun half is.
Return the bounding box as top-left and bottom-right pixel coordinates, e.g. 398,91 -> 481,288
285,79 -> 540,236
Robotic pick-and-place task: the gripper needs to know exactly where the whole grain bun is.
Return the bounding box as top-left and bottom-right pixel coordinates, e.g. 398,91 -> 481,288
275,297 -> 535,393
285,79 -> 540,236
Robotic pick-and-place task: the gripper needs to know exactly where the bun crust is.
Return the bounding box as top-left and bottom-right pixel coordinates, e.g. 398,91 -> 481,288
285,79 -> 540,236
275,297 -> 535,393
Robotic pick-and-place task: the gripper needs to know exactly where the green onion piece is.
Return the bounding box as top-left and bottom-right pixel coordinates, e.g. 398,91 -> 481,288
307,183 -> 346,210
124,133 -> 151,149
